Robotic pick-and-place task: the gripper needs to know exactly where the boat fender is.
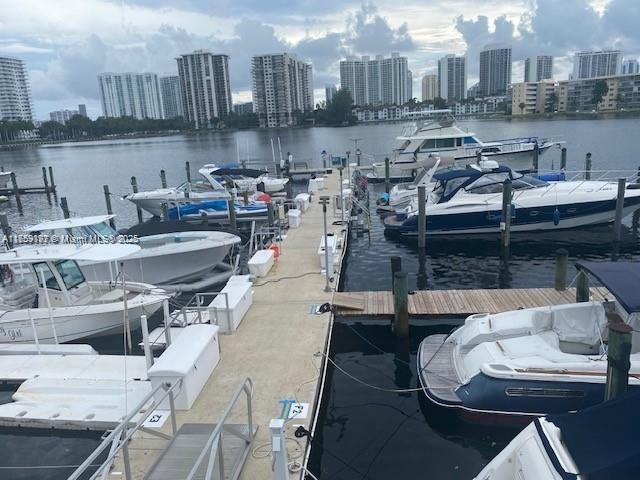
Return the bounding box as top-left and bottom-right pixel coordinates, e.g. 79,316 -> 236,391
377,193 -> 390,206
270,244 -> 280,259
553,208 -> 561,226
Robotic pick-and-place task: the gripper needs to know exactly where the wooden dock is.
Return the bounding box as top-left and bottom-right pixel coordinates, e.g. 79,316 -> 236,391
332,287 -> 612,316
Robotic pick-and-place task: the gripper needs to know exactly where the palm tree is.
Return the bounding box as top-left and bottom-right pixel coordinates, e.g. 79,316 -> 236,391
518,102 -> 526,115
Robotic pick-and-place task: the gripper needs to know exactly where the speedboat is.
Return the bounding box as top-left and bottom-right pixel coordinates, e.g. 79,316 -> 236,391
384,160 -> 640,236
418,260 -> 640,420
371,110 -> 561,175
377,158 -> 441,211
168,199 -> 268,221
25,215 -> 241,287
474,390 -> 640,479
0,244 -> 169,344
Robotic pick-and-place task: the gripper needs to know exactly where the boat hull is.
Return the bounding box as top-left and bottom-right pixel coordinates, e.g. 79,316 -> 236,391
128,192 -> 229,217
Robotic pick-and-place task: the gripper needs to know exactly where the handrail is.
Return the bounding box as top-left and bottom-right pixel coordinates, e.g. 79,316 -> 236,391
185,377 -> 255,480
68,378 -> 184,480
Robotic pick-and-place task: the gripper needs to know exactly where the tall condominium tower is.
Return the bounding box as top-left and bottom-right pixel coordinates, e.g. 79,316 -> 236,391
421,74 -> 438,102
573,50 -> 621,79
622,58 -> 640,75
159,76 -> 184,119
176,50 -> 232,128
97,72 -> 163,119
0,56 -> 33,121
339,53 -> 411,107
524,55 -> 554,82
479,45 -> 512,97
437,55 -> 467,102
325,84 -> 337,103
251,53 -> 313,128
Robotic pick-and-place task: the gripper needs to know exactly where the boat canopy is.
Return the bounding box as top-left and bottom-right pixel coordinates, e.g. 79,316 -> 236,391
25,215 -> 115,232
542,390 -> 640,479
575,261 -> 640,313
0,244 -> 140,264
204,166 -> 267,178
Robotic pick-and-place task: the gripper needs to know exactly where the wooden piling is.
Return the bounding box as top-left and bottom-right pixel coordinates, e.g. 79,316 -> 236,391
605,312 -> 632,401
576,270 -> 590,302
42,167 -> 51,204
417,185 -> 426,250
0,214 -> 12,248
10,172 -> 22,214
560,147 -> 567,170
60,197 -> 70,219
390,256 -> 402,292
103,185 -> 116,229
585,152 -> 592,180
614,178 -> 625,243
267,201 -> 275,227
130,176 -> 143,224
160,169 -> 167,188
501,178 -> 512,248
384,157 -> 390,194
554,248 -> 568,291
161,202 -> 169,222
185,161 -> 191,183
243,191 -> 249,206
48,166 -> 56,191
227,198 -> 237,230
393,272 -> 409,337
532,142 -> 539,173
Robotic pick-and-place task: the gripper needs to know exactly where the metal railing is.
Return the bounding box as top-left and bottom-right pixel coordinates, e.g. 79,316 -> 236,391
67,379 -> 184,480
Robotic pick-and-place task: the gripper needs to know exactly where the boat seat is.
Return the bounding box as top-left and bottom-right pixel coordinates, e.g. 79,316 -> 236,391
550,302 -> 606,347
498,332 -> 591,365
457,310 -> 552,347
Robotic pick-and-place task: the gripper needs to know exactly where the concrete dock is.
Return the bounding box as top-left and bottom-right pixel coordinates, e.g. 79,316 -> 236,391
118,170 -> 346,479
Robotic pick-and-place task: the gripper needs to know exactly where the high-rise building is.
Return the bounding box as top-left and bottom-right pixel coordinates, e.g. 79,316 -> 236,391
572,50 -> 621,79
49,109 -> 79,124
159,76 -> 184,119
78,104 -> 88,118
0,56 -> 33,121
622,58 -> 640,75
437,55 -> 467,102
97,72 -> 163,119
467,82 -> 480,99
524,56 -> 554,82
176,50 -> 232,129
479,45 -> 512,97
325,84 -> 337,103
421,74 -> 438,101
233,102 -> 254,115
511,80 -> 557,115
407,70 -> 413,101
251,53 -> 313,128
339,53 -> 411,107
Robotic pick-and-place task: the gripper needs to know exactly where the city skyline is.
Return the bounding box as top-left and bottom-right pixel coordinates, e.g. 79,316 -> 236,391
2,0 -> 640,119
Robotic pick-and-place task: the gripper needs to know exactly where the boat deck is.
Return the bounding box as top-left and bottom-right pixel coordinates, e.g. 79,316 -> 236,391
333,287 -> 612,317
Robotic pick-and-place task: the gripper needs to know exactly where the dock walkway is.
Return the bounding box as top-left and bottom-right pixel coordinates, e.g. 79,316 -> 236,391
333,286 -> 612,316
122,170 -> 346,479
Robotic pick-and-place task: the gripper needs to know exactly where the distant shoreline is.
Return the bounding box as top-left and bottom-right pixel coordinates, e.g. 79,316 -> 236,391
2,109 -> 640,150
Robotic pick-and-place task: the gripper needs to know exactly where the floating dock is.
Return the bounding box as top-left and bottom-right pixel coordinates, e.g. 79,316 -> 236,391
332,286 -> 612,317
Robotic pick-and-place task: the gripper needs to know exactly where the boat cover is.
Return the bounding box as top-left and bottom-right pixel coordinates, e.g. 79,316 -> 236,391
575,261 -> 640,313
541,390 -> 640,480
207,167 -> 267,178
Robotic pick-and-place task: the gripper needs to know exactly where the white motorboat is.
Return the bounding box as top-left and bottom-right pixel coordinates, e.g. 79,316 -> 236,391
0,171 -> 11,188
474,390 -> 640,479
25,215 -> 241,286
378,158 -> 441,211
418,261 -> 640,420
0,244 -> 169,344
385,160 -> 640,236
371,110 -> 561,175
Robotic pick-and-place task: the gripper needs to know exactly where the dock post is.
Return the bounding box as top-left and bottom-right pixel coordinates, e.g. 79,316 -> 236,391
0,214 -> 12,248
103,185 -> 116,230
393,272 -> 409,337
269,419 -> 290,480
140,314 -> 154,370
185,161 -> 191,183
267,201 -> 275,227
532,142 -> 539,173
585,152 -> 592,180
130,176 -> 143,224
605,312 -> 632,401
60,197 -> 70,219
227,198 -> 237,230
243,190 -> 249,206
501,178 -> 512,248
560,147 -> 567,170
160,169 -> 167,188
390,256 -> 402,292
10,172 -> 23,215
554,248 -> 568,291
613,178 -> 625,243
42,166 -> 51,204
576,270 -> 590,302
476,150 -> 482,164
320,196 -> 332,292
161,202 -> 169,222
48,166 -> 56,192
356,149 -> 362,167
384,157 -> 390,194
417,185 -> 426,250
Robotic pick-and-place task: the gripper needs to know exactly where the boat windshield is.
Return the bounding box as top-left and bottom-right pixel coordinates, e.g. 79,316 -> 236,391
33,262 -> 62,290
465,172 -> 548,194
90,222 -> 117,238
512,173 -> 549,189
54,259 -> 86,290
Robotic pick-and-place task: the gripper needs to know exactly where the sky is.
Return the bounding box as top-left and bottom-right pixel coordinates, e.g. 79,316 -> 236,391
1,0 -> 639,119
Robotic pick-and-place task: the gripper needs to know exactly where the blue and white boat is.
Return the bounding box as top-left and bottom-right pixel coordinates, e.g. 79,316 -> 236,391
418,261 -> 640,421
384,160 -> 640,236
168,198 -> 268,221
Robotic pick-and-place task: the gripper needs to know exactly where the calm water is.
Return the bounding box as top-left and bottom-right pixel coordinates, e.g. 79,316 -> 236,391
0,116 -> 639,478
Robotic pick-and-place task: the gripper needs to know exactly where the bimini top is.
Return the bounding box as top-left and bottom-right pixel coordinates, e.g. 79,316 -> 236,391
0,244 -> 140,264
541,390 -> 640,480
201,164 -> 267,178
25,215 -> 115,232
575,261 -> 640,313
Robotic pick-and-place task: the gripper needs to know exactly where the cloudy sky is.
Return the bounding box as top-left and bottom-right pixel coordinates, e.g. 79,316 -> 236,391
1,0 -> 638,119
